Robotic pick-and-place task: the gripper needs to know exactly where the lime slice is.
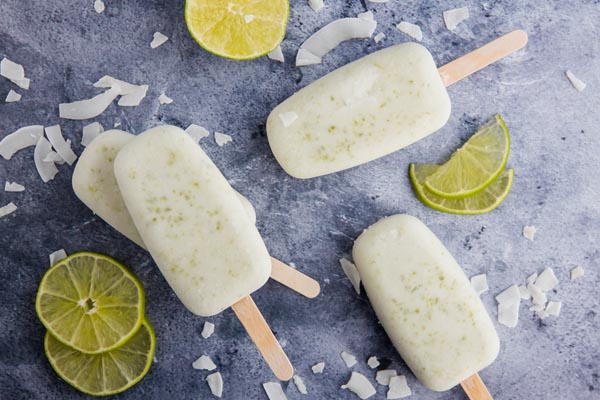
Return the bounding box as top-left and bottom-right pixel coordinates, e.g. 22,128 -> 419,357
45,318 -> 155,396
185,0 -> 289,60
411,163 -> 514,214
36,252 -> 144,354
424,114 -> 510,198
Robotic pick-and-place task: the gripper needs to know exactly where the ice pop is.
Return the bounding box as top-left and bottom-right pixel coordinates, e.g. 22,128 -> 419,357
267,30 -> 528,178
353,214 -> 499,393
72,130 -> 319,299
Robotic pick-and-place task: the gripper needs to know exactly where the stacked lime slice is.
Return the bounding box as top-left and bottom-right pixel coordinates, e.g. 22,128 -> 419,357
36,252 -> 155,396
410,115 -> 514,214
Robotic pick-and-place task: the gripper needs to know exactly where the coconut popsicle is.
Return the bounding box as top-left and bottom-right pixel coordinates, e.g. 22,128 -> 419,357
267,31 -> 527,179
353,214 -> 499,393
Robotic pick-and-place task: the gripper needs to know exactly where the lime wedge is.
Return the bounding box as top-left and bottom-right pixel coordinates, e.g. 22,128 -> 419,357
36,252 -> 144,354
185,0 -> 289,60
424,114 -> 510,198
45,319 -> 155,396
411,163 -> 514,214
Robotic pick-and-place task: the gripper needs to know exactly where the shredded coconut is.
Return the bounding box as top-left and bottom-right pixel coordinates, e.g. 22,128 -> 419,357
566,70 -> 586,92
443,7 -> 470,31
158,93 -> 173,104
340,258 -> 361,295
33,137 -> 59,182
342,372 -> 376,399
341,351 -> 357,368
4,182 -> 25,192
49,249 -> 67,266
94,0 -> 105,13
367,356 -> 380,369
308,0 -> 324,12
45,125 -> 77,165
81,122 -> 104,147
5,90 -> 21,103
263,382 -> 287,400
206,372 -> 223,398
534,268 -> 558,292
376,369 -> 397,386
201,321 -> 215,339
192,355 -> 217,371
293,375 -> 307,394
185,124 -> 210,143
0,125 -> 44,160
396,21 -> 423,41
150,32 -> 169,49
267,46 -> 285,63
570,266 -> 584,280
470,274 -> 489,295
214,132 -> 232,147
311,362 -> 325,374
374,32 -> 386,43
0,202 -> 17,218
523,225 -> 536,241
387,375 -> 411,399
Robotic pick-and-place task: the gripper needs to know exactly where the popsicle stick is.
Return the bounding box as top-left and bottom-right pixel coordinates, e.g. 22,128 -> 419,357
461,373 -> 494,400
231,296 -> 294,381
438,30 -> 528,87
270,258 -> 321,298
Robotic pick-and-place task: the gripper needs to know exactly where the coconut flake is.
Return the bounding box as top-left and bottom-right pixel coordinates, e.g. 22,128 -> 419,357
396,21 -> 423,41
526,272 -> 538,285
93,76 -> 149,107
529,304 -> 544,312
150,32 -> 169,49
263,382 -> 287,400
33,137 -> 59,182
293,375 -> 308,394
267,46 -> 285,63
214,132 -> 232,147
81,122 -> 104,147
570,266 -> 584,280
373,32 -> 386,43
158,93 -> 173,104
527,283 -> 547,306
376,369 -> 397,386
470,274 -> 489,295
185,124 -> 210,143
0,202 -> 17,218
244,14 -> 255,23
12,77 -> 30,90
311,362 -> 325,374
518,285 -> 530,300
367,356 -> 380,369
4,182 -> 25,192
201,321 -> 215,339
534,268 -> 558,292
49,249 -> 67,266
0,125 -> 44,160
45,125 -> 77,165
206,372 -> 223,398
566,70 -> 586,92
342,372 -> 376,399
340,258 -> 361,295
192,355 -> 217,371
498,300 -> 520,328
0,58 -> 25,81
341,351 -> 357,368
59,87 -> 120,120
308,0 -> 324,12
523,225 -> 536,241
443,7 -> 470,31
357,11 -> 374,20
43,151 -> 65,164
5,90 -> 21,103
278,111 -> 298,127
545,301 -> 562,317
296,18 -> 377,66
387,375 -> 411,399
94,0 -> 105,13
496,285 -> 521,305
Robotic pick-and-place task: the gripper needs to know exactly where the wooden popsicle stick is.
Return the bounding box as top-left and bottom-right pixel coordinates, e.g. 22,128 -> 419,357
270,258 -> 321,298
461,373 -> 494,400
231,296 -> 294,381
438,30 -> 528,87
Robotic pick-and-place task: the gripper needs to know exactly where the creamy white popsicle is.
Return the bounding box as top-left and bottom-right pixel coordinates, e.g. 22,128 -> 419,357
353,214 -> 499,391
267,43 -> 451,179
114,126 -> 271,316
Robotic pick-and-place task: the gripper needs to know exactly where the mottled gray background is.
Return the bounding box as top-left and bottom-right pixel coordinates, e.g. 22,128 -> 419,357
1,0 -> 599,399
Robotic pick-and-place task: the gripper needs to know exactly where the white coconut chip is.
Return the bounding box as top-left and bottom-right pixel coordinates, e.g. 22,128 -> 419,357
0,202 -> 17,218
495,285 -> 520,304
5,181 -> 25,192
566,70 -> 586,92
192,355 -> 217,371
263,382 -> 288,400
522,225 -> 536,241
341,372 -> 376,399
293,375 -> 308,394
534,268 -> 558,292
201,321 -> 215,339
33,137 -> 59,182
278,111 -> 298,127
526,272 -> 538,285
93,75 -> 149,107
267,46 -> 285,63
5,90 -> 21,103
158,93 -> 173,104
59,87 -> 120,120
339,258 -> 361,295
497,300 -> 520,328
49,249 -> 67,266
244,14 -> 255,23
94,0 -> 105,13
396,21 -> 423,41
570,266 -> 584,281
308,0 -> 324,12
150,32 -> 169,49
311,362 -> 325,374
0,125 -> 44,160
443,7 -> 470,31
341,351 -> 357,368
529,304 -> 544,312
387,375 -> 412,399
214,132 -> 232,147
357,11 -> 374,20
185,124 -> 210,143
376,369 -> 397,386
43,151 -> 65,164
206,372 -> 223,398
518,285 -> 531,300
12,77 -> 30,90
527,283 -> 547,306
373,32 -> 386,43
545,301 -> 562,317
470,274 -> 489,295
296,18 -> 377,66
45,125 -> 77,165
0,58 -> 25,81
367,356 -> 380,369
81,122 -> 104,147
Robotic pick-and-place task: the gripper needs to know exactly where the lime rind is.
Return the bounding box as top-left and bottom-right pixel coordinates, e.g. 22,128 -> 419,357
36,252 -> 145,354
411,163 -> 514,215
424,114 -> 510,199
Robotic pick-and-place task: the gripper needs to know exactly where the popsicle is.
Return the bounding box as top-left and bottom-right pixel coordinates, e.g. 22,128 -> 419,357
72,130 -> 319,299
267,30 -> 528,179
353,214 -> 499,396
113,125 -> 293,379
